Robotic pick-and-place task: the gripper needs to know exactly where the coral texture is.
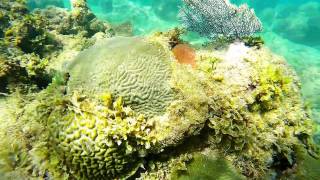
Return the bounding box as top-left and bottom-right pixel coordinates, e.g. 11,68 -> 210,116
67,37 -> 174,117
179,0 -> 263,39
48,92 -> 155,179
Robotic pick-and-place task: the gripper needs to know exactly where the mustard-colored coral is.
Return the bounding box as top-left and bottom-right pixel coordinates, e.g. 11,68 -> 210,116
48,91 -> 156,179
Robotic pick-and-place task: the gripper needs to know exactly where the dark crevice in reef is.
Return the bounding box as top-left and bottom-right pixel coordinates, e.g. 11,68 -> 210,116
0,66 -> 53,94
270,152 -> 296,179
130,125 -> 212,179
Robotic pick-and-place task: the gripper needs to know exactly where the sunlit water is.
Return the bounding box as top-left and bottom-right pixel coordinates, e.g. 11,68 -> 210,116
28,0 -> 320,139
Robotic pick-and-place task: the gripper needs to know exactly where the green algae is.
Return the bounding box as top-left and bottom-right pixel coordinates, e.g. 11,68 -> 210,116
172,153 -> 245,180
248,63 -> 292,112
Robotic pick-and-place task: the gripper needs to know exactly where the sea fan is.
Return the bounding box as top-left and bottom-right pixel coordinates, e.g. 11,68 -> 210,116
179,0 -> 263,39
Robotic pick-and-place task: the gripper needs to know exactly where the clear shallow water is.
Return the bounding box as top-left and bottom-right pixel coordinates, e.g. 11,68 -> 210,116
28,0 -> 320,124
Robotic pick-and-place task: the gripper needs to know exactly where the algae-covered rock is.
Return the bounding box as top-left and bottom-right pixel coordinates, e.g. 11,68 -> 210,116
0,23 -> 319,179
172,152 -> 245,180
289,148 -> 320,180
195,43 -> 317,177
67,37 -> 174,117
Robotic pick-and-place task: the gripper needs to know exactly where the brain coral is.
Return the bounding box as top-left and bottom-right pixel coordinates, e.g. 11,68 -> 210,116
67,37 -> 174,117
48,92 -> 155,179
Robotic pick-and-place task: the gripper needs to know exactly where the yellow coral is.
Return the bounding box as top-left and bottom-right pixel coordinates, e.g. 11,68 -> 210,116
48,91 -> 156,179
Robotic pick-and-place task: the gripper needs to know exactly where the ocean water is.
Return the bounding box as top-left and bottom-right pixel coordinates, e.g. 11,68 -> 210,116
28,0 -> 320,126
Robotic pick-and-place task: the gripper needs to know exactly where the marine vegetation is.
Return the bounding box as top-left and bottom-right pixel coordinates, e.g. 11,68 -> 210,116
0,0 -> 319,180
0,0 -> 112,94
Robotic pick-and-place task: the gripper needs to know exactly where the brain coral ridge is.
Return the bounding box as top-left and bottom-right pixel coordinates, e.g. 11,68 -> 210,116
48,91 -> 155,179
66,37 -> 174,117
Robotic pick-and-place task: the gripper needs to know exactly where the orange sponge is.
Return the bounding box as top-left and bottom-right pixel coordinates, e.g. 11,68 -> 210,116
172,44 -> 196,68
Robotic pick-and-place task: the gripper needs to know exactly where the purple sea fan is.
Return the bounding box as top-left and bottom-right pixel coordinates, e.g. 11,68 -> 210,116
179,0 -> 263,39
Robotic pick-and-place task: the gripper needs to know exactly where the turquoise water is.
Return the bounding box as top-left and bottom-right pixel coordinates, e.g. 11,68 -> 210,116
28,0 -> 320,125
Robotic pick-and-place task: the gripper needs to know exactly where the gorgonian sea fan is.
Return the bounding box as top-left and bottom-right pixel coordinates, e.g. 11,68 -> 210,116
179,0 -> 263,39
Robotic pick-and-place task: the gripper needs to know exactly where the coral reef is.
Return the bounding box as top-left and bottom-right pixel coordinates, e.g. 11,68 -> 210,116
0,1 -> 319,180
69,0 -> 110,36
0,0 -> 112,93
2,5 -> 58,56
32,0 -> 110,37
179,0 -> 263,39
0,0 -> 55,93
1,34 -> 318,179
27,0 -> 66,9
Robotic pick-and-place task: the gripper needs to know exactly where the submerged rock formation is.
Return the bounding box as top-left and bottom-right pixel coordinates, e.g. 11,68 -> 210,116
0,1 -> 319,180
1,34 -> 319,179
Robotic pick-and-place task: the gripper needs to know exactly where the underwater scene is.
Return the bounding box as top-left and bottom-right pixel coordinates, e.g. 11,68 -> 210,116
0,0 -> 320,179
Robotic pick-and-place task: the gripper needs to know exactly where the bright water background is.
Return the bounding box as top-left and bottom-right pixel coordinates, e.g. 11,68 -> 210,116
28,0 -> 320,136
